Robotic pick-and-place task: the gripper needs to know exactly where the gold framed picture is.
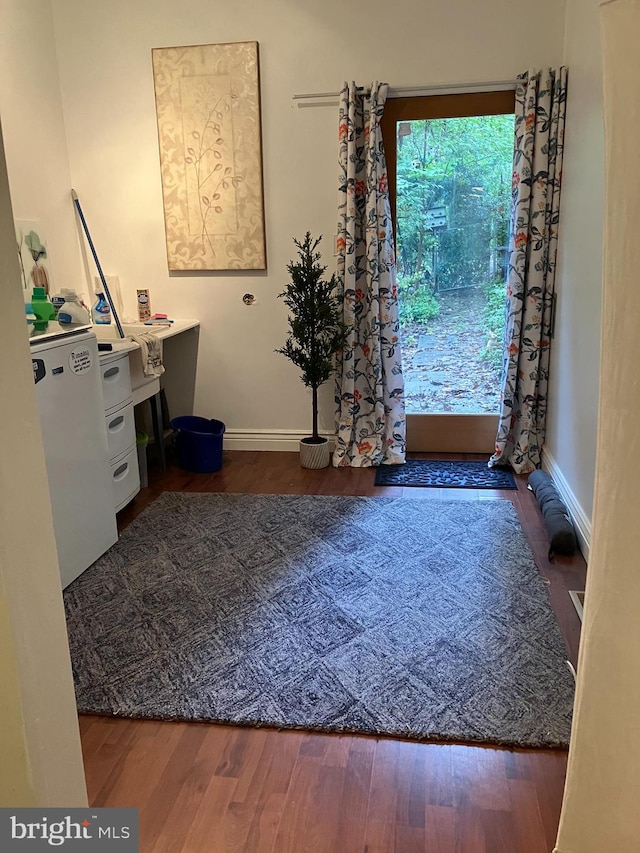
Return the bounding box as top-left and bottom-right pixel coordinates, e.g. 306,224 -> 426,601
152,41 -> 266,271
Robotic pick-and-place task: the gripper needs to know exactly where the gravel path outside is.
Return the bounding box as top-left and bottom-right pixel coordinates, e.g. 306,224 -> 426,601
401,288 -> 501,414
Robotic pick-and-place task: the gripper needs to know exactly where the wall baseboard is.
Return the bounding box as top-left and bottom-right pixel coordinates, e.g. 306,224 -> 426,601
223,429 -> 335,453
541,447 -> 591,563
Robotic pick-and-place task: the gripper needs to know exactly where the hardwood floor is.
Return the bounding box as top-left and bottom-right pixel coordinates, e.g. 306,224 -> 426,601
80,449 -> 587,852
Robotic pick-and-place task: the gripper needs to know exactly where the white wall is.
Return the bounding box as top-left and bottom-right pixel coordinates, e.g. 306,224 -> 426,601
0,0 -> 87,301
0,122 -> 87,807
0,0 -> 89,808
555,3 -> 640,848
544,0 -> 604,553
49,0 -> 566,441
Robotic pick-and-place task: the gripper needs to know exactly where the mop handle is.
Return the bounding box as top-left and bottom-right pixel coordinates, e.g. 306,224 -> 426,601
71,189 -> 125,339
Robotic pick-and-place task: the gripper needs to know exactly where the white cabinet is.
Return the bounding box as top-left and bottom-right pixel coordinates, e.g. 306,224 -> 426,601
100,351 -> 140,511
31,331 -> 119,587
100,354 -> 135,411
111,452 -> 141,510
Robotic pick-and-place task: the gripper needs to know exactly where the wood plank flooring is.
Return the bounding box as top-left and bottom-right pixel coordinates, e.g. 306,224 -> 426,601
79,450 -> 587,852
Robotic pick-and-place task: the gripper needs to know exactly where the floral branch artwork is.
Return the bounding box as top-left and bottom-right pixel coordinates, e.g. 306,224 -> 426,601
152,42 -> 265,271
183,95 -> 245,256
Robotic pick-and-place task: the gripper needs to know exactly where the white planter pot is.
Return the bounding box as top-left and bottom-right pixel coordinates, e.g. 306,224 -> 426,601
299,437 -> 331,469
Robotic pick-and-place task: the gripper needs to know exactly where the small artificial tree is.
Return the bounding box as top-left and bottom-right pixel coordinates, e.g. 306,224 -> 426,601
276,232 -> 348,444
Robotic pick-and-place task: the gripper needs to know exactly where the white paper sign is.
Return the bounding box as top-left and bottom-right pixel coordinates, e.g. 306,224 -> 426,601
69,347 -> 92,375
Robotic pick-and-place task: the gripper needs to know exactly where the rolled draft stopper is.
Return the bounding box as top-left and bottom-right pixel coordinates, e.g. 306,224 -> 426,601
528,469 -> 577,559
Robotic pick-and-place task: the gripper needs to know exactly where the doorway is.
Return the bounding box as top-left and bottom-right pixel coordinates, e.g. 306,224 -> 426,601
381,91 -> 515,452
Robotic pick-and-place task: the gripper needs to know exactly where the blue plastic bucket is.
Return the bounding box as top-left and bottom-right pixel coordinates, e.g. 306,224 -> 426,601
170,416 -> 226,473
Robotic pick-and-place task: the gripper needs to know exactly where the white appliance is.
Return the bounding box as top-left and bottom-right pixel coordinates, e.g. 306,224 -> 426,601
31,329 -> 118,587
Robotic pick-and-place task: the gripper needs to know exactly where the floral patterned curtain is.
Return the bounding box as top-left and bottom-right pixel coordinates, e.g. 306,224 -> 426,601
490,67 -> 568,473
333,82 -> 406,467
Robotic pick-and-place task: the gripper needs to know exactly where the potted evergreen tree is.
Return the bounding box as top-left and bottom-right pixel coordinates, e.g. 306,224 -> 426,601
276,233 -> 348,469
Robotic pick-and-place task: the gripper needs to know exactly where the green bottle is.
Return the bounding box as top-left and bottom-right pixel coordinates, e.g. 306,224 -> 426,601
31,286 -> 56,332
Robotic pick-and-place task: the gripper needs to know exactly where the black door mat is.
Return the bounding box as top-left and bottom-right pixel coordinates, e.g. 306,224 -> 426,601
374,459 -> 517,489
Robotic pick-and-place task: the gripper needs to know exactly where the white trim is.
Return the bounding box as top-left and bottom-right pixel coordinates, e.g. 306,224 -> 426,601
541,447 -> 592,562
224,428 -> 336,453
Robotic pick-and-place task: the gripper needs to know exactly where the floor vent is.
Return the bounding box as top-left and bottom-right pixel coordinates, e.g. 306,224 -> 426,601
569,590 -> 585,622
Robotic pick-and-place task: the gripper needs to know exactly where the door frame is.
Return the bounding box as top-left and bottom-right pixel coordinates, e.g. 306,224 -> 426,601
381,90 -> 515,454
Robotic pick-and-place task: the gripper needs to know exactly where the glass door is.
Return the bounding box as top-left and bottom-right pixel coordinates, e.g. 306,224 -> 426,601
382,91 -> 515,452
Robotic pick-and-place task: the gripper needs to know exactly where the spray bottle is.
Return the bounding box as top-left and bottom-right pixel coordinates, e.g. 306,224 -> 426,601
92,292 -> 111,325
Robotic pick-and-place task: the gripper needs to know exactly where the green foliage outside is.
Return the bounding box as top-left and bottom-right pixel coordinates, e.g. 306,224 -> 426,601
397,272 -> 439,326
481,274 -> 507,372
395,113 -> 514,345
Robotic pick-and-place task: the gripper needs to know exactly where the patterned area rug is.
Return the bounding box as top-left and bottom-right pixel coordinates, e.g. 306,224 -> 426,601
374,459 -> 517,489
64,493 -> 573,747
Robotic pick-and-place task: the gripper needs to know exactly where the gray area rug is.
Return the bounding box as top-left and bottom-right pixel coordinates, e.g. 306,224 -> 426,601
64,493 -> 574,747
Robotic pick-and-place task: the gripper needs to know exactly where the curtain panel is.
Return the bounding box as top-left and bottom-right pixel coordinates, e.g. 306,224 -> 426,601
333,82 -> 406,467
491,67 -> 568,473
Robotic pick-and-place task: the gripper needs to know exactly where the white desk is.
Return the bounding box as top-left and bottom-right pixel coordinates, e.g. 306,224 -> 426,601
97,319 -> 200,469
96,319 -> 199,402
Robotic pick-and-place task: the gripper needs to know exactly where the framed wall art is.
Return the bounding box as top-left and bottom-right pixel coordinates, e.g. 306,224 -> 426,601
152,41 -> 266,271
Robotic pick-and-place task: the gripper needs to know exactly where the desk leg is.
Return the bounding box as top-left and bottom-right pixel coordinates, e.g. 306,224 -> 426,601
149,392 -> 166,472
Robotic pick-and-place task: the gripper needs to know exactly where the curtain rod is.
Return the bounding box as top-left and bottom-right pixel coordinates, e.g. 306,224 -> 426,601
293,79 -> 518,104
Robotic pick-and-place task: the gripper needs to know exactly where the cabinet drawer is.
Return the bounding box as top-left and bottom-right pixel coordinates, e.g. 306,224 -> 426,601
105,401 -> 136,462
111,446 -> 140,512
101,353 -> 132,412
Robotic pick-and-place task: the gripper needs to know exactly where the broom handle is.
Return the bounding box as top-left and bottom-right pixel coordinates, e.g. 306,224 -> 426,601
71,189 -> 125,339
